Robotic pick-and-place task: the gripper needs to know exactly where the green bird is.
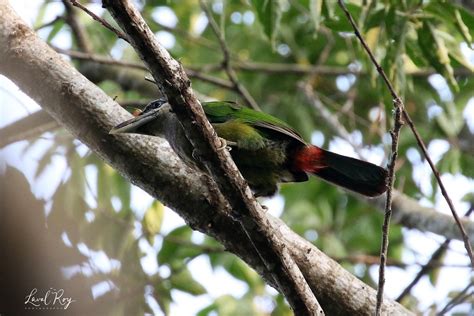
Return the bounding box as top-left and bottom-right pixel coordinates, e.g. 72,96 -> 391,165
110,99 -> 387,197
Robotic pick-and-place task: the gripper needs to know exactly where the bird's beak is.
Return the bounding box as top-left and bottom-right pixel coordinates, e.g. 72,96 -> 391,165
109,108 -> 161,135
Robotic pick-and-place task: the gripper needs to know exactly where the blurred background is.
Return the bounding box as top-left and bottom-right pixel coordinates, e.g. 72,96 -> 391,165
1,0 -> 473,314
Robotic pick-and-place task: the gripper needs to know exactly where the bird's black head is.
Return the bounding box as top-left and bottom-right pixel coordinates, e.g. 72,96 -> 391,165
109,98 -> 170,135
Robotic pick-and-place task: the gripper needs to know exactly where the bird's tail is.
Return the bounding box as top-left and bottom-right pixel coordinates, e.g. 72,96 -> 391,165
294,146 -> 388,197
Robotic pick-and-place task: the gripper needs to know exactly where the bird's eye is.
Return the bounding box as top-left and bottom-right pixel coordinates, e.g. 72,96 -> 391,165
142,98 -> 167,114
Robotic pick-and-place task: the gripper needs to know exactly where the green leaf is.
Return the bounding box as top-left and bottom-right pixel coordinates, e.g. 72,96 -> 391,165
158,226 -> 201,266
436,105 -> 464,138
34,143 -> 58,179
454,9 -> 472,48
197,303 -> 218,316
461,192 -> 474,204
321,233 -> 347,257
33,1 -> 49,29
111,171 -> 131,210
425,2 -> 473,49
309,0 -> 323,32
142,201 -> 164,243
170,268 -> 206,295
251,0 -> 283,47
324,0 -> 337,19
46,19 -> 65,43
154,279 -> 172,316
97,163 -> 113,210
324,3 -> 361,32
418,21 -> 458,91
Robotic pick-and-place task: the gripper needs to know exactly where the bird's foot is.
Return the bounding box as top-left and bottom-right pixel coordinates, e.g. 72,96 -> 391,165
216,138 -> 236,152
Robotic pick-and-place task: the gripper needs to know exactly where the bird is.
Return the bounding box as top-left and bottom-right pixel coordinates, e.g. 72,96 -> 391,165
110,98 -> 387,197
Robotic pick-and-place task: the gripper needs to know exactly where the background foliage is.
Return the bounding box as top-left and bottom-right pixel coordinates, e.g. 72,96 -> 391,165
1,0 -> 474,314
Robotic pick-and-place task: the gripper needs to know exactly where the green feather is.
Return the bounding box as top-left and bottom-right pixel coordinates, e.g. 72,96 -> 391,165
202,101 -> 306,145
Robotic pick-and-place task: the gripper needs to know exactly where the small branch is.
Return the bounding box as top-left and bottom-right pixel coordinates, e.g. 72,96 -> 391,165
199,0 -> 260,110
402,110 -> 474,267
197,61 -> 474,77
337,2 -> 403,315
338,1 -> 474,314
300,82 -> 365,157
0,110 -> 58,147
54,47 -> 235,90
62,0 -> 91,52
437,281 -> 473,315
334,254 -> 471,269
397,207 -> 474,302
55,47 -> 145,69
399,240 -> 450,302
377,103 -> 403,316
339,0 -> 473,270
69,0 -> 130,43
34,16 -> 63,31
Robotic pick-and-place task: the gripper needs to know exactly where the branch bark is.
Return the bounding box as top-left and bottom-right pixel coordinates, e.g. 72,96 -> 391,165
2,109 -> 474,242
0,0 -> 412,314
101,0 -> 322,314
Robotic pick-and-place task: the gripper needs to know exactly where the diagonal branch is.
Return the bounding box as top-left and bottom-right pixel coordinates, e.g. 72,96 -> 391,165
401,110 -> 474,267
338,1 -> 474,273
437,280 -> 473,315
337,3 -> 403,314
69,0 -> 129,42
62,0 -> 91,53
397,206 -> 474,302
101,0 -> 321,314
0,1 -> 412,313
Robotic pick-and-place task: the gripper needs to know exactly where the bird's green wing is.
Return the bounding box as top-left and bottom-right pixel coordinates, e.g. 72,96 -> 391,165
202,101 -> 306,146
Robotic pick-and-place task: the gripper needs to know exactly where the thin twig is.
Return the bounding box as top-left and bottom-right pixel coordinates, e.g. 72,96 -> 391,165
397,240 -> 449,302
397,207 -> 474,302
34,16 -> 63,31
334,254 -> 471,269
54,47 -> 235,90
69,0 -> 130,43
62,0 -> 91,52
196,61 -> 474,77
337,2 -> 403,315
437,281 -> 473,315
402,110 -> 474,267
199,0 -> 260,110
55,46 -> 146,69
338,1 -> 474,314
300,82 -> 365,157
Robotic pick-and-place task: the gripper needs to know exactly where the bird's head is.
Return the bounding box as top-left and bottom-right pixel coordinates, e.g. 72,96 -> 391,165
109,98 -> 171,135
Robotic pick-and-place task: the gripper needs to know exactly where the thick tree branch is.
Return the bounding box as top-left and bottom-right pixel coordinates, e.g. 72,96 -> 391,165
0,0 -> 412,314
2,112 -> 473,244
91,0 -> 323,314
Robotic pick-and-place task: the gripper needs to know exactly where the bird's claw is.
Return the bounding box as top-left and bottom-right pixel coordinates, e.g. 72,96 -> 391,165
216,138 -> 236,152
